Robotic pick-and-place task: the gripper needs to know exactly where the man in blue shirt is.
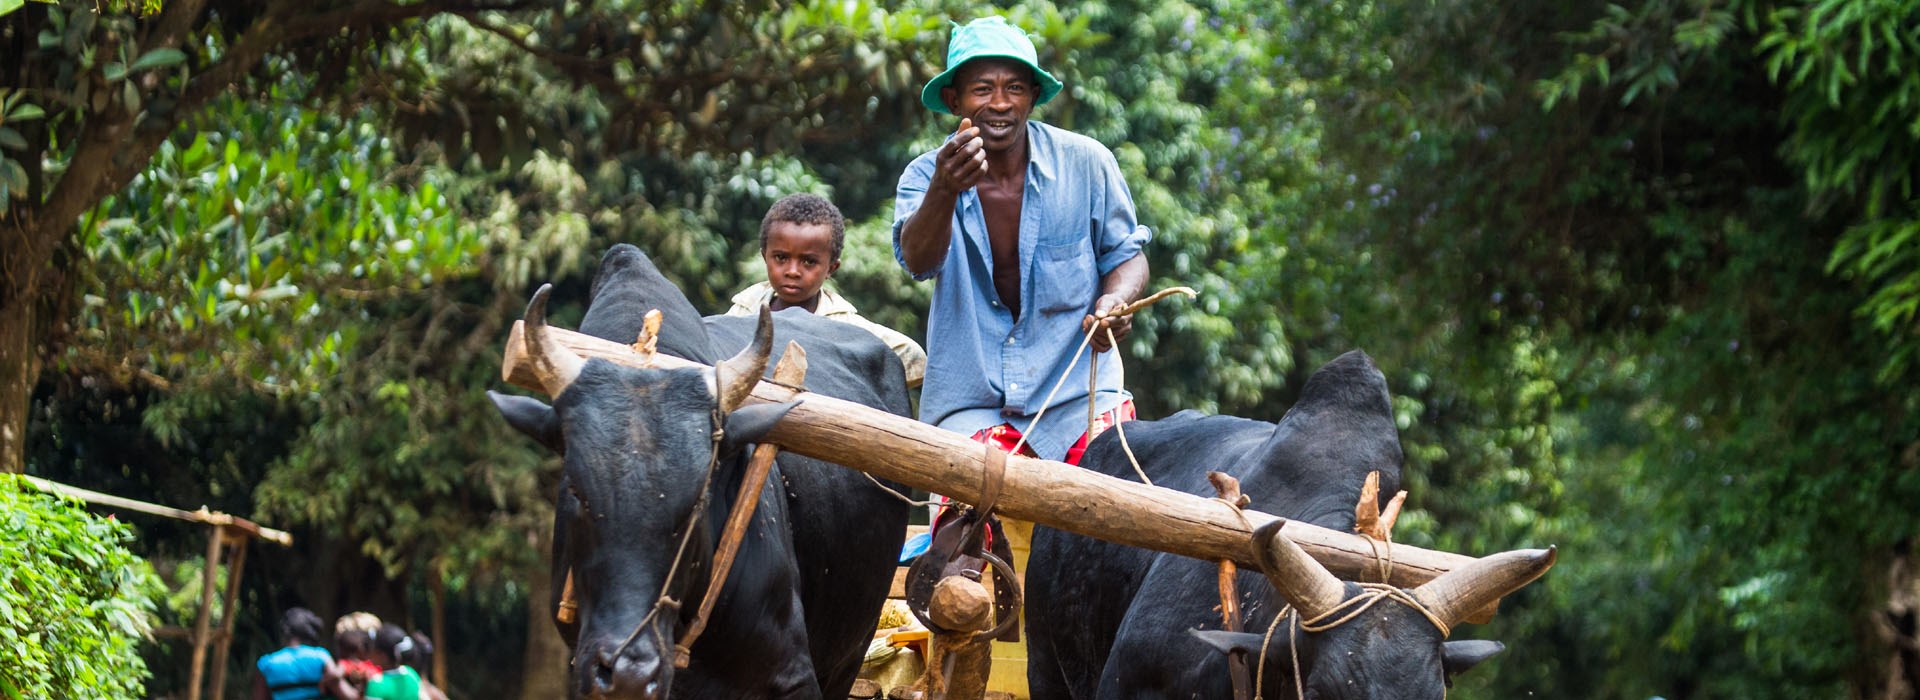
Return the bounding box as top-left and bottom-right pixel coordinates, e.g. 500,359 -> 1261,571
894,16 -> 1151,468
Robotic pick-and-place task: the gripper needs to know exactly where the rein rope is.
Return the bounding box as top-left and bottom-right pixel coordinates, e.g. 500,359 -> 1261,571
1008,286 -> 1196,480
854,286 -> 1196,507
610,407 -> 729,664
1253,583 -> 1452,700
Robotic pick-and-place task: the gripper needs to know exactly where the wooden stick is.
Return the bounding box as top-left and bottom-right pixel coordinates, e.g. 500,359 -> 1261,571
21,475 -> 293,546
1209,472 -> 1253,700
675,343 -> 807,668
431,569 -> 449,687
673,443 -> 778,669
185,527 -> 223,700
207,538 -> 248,700
503,322 -> 1478,587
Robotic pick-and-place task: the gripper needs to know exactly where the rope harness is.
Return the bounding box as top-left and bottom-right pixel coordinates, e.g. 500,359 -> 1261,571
1253,584 -> 1451,700
564,404 -> 728,671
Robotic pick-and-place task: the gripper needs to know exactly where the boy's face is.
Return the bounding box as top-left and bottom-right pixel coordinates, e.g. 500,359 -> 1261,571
762,220 -> 839,312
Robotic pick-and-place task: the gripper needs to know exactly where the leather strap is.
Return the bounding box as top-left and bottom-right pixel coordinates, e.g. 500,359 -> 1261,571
673,441 -> 781,667
906,443 -> 1022,641
977,441 -> 1007,518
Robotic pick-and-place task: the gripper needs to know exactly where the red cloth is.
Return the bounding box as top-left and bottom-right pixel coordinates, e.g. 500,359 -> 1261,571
974,399 -> 1137,466
932,401 -> 1137,541
337,659 -> 384,685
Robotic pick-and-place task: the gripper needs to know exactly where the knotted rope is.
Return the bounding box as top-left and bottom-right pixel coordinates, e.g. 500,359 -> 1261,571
615,417 -> 726,665
1255,587 -> 1452,700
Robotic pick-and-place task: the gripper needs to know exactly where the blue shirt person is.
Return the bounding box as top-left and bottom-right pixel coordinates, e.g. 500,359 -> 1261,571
253,607 -> 335,700
893,16 -> 1151,464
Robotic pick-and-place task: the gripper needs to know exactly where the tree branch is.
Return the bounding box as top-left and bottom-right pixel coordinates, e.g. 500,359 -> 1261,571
11,0 -> 539,311
140,0 -> 212,56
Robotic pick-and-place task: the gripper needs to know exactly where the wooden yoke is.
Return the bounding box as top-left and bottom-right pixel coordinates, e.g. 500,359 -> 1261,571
502,322 -> 1481,589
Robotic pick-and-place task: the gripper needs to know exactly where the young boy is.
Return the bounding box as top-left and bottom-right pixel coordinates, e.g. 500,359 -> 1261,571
727,193 -> 927,387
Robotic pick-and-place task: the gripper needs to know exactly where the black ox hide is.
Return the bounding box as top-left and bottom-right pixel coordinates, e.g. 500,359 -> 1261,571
491,244 -> 910,700
1025,351 -> 1510,700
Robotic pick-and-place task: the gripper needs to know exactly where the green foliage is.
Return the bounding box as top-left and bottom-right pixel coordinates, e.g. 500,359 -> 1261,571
0,0 -> 148,25
1312,0 -> 1920,695
15,0 -> 1920,695
76,88 -> 486,394
1753,0 -> 1920,379
51,2 -> 955,664
1535,0 -> 1920,381
0,475 -> 162,700
0,88 -> 42,206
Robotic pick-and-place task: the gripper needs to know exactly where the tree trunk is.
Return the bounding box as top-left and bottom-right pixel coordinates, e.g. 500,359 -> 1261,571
0,292 -> 38,474
1869,539 -> 1920,700
518,520 -> 570,700
430,571 -> 449,688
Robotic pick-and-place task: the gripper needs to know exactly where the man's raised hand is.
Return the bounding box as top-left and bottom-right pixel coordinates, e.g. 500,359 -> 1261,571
931,117 -> 988,197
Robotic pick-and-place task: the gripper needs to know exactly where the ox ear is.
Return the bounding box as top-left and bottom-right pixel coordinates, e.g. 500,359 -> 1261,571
1188,628 -> 1284,657
720,400 -> 801,457
489,391 -> 564,454
1441,640 -> 1505,682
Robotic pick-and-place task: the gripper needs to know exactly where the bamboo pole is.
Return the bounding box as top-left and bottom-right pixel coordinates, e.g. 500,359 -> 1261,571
186,527 -> 224,700
21,475 -> 292,546
207,536 -> 248,700
502,322 -> 1478,586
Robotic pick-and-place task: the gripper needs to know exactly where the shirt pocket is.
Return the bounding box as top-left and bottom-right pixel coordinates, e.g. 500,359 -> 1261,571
1033,238 -> 1097,314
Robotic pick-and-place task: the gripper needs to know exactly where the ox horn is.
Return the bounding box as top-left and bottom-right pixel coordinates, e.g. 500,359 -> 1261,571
712,304 -> 774,415
1411,546 -> 1558,630
523,284 -> 585,397
1250,519 -> 1346,621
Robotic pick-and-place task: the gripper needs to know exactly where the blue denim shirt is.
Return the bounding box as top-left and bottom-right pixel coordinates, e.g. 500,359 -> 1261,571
893,121 -> 1151,461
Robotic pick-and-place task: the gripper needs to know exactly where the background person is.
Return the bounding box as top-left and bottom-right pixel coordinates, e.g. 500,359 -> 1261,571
251,607 -> 334,700
331,611 -> 384,688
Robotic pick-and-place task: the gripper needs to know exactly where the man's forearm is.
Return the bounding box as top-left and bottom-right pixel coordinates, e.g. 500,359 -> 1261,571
1101,253 -> 1150,305
900,185 -> 961,276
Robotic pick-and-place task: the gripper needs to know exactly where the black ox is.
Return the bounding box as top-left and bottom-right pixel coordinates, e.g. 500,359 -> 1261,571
491,245 -> 910,699
1026,350 -> 1554,699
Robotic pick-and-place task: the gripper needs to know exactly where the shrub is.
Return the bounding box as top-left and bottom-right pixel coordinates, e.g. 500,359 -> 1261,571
0,474 -> 162,700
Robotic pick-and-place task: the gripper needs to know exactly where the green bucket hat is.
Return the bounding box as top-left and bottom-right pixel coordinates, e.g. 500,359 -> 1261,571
920,16 -> 1064,115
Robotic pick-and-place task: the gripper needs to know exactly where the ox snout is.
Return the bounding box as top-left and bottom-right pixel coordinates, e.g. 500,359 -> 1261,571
577,641 -> 672,700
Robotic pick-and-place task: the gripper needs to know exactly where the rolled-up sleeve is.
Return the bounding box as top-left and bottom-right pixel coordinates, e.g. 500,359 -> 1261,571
1093,148 -> 1151,275
892,154 -> 942,281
